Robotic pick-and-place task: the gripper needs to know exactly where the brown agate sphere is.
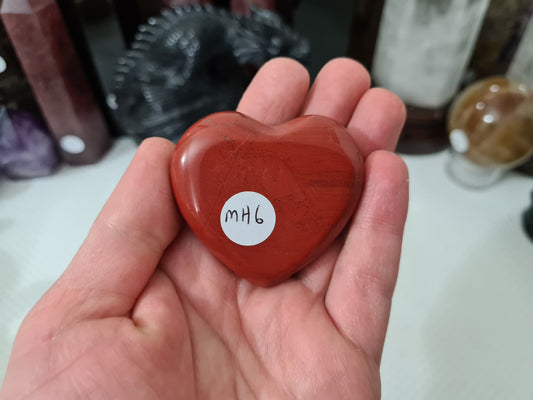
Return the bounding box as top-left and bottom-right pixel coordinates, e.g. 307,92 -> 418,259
448,76 -> 533,168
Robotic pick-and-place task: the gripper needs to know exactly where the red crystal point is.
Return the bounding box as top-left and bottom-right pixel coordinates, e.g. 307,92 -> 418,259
1,0 -> 111,165
170,111 -> 364,287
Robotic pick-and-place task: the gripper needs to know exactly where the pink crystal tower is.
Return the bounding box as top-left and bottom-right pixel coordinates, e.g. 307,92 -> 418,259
1,0 -> 111,165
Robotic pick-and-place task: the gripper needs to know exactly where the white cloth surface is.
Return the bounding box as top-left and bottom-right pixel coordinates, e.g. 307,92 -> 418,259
1,137 -> 532,398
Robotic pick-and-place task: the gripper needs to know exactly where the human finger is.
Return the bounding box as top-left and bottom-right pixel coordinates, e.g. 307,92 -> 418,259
347,88 -> 406,157
325,150 -> 409,362
302,57 -> 371,126
237,57 -> 310,125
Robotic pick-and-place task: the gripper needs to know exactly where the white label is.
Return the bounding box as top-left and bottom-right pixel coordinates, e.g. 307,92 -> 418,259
220,191 -> 276,246
0,56 -> 6,74
60,135 -> 86,154
450,129 -> 470,153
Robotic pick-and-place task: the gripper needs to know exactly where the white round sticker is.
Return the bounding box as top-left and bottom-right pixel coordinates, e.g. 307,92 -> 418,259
0,56 -> 6,74
449,129 -> 470,153
220,191 -> 276,246
60,135 -> 86,154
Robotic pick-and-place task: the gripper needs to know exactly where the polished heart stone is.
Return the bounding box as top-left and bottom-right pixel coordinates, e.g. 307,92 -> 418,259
170,111 -> 364,287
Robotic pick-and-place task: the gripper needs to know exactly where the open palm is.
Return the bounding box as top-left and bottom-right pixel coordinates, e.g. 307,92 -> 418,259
0,58 -> 408,400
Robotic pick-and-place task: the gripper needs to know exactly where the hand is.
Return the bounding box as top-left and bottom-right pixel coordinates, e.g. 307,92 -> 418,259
0,58 -> 408,399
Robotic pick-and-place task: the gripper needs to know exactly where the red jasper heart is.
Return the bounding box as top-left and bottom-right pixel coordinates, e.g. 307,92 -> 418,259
170,111 -> 364,287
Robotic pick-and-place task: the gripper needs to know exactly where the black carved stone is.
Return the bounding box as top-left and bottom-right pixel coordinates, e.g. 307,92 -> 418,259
110,4 -> 311,142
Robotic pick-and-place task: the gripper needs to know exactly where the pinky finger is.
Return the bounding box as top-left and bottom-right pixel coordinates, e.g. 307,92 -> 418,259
325,150 -> 409,363
348,88 -> 406,157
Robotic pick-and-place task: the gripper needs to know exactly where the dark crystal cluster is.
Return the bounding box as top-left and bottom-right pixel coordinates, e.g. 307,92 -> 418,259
0,108 -> 60,180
